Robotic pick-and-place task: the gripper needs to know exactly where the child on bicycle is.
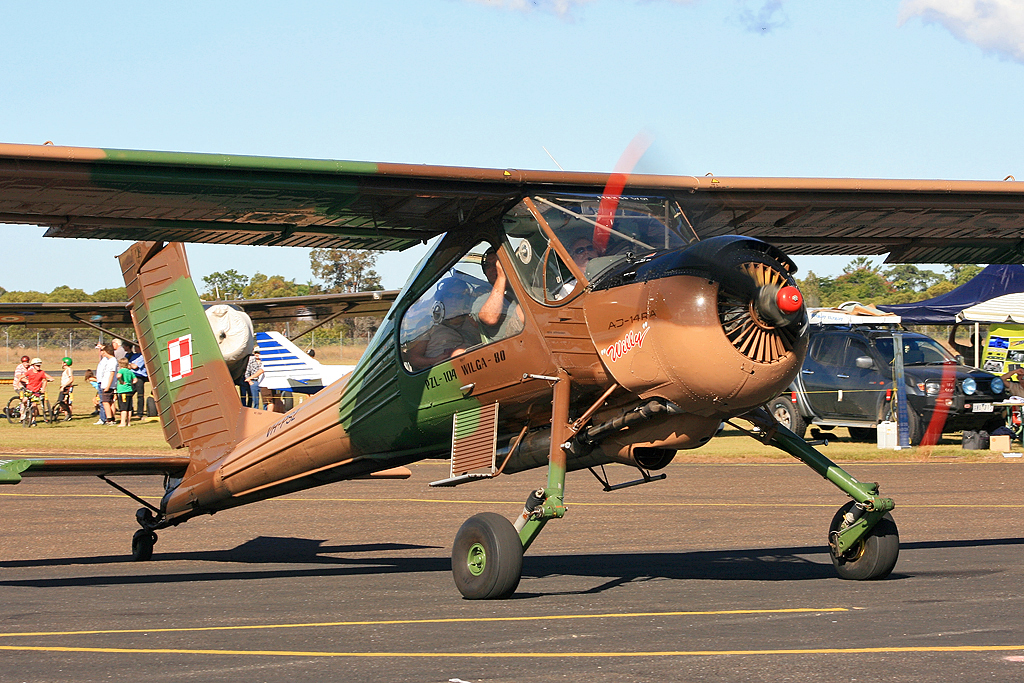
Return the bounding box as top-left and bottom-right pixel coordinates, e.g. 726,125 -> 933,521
56,357 -> 75,420
22,359 -> 54,425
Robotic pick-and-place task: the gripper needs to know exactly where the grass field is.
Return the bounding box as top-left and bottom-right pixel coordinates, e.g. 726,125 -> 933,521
1,402 -> 1017,463
3,345 -> 1018,462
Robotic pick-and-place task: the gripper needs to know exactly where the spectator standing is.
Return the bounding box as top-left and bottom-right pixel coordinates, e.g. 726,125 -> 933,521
83,369 -> 99,416
13,355 -> 30,393
96,343 -> 117,425
115,357 -> 136,426
112,338 -> 127,361
126,342 -> 149,418
244,350 -> 264,409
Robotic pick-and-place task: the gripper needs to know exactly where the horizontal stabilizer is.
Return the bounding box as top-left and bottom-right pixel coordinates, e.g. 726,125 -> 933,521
0,456 -> 191,484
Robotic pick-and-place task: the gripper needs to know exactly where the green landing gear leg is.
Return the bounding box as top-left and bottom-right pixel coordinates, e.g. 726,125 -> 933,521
451,370 -> 571,599
744,407 -> 900,580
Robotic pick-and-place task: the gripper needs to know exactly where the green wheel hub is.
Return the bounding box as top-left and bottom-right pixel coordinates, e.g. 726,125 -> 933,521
467,542 -> 486,576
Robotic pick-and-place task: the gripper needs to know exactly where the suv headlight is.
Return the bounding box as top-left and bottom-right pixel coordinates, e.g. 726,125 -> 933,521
992,377 -> 1005,395
924,380 -> 941,396
962,377 -> 977,395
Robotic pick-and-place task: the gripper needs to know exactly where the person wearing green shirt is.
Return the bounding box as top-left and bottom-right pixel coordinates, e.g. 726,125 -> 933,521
115,357 -> 136,427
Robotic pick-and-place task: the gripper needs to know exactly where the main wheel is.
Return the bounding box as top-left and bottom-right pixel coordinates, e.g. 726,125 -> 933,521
452,512 -> 524,599
828,501 -> 899,580
5,396 -> 22,424
770,397 -> 807,438
131,529 -> 158,562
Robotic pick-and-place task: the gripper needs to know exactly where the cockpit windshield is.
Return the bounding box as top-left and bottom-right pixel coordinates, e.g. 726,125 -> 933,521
500,193 -> 691,304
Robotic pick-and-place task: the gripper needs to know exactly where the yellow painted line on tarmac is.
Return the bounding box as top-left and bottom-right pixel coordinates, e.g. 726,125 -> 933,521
0,607 -> 847,638
1,643 -> 1023,659
3,492 -> 1024,508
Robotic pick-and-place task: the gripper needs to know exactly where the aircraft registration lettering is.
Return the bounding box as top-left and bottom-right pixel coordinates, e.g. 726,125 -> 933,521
425,368 -> 459,390
607,311 -> 656,329
266,413 -> 296,438
459,349 -> 506,376
167,334 -> 193,382
600,322 -> 650,363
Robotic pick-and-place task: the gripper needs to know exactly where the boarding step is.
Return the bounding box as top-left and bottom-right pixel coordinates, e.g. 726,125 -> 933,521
429,403 -> 499,488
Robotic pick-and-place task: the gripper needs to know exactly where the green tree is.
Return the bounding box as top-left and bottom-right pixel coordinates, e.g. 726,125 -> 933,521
310,249 -> 383,292
90,286 -> 128,301
842,257 -> 880,274
201,269 -> 249,300
946,264 -> 983,286
243,273 -> 303,300
881,264 -> 943,293
48,285 -> 92,302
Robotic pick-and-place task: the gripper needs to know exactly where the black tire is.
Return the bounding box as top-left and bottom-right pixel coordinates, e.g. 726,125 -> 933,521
847,426 -> 876,442
880,401 -> 923,446
5,396 -> 22,425
452,512 -> 523,600
828,501 -> 899,580
39,399 -> 52,424
52,402 -> 72,422
131,529 -> 157,562
146,396 -> 157,417
770,397 -> 807,438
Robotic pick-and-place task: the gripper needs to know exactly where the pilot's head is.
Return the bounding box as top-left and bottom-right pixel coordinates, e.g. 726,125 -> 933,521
436,278 -> 472,320
570,237 -> 596,269
482,246 -> 500,284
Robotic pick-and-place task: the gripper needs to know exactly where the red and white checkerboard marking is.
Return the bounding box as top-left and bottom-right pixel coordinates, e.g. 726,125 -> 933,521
167,334 -> 193,382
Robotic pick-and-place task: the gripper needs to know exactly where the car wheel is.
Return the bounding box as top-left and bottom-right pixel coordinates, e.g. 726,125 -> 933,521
770,397 -> 807,438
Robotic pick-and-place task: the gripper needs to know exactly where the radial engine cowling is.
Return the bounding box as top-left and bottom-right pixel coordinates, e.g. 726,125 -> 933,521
584,237 -> 809,418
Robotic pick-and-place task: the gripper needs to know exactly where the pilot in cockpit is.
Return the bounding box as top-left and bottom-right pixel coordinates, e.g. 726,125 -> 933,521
404,278 -> 483,370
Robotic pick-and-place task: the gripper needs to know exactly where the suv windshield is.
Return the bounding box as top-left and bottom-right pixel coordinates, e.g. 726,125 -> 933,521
874,335 -> 956,366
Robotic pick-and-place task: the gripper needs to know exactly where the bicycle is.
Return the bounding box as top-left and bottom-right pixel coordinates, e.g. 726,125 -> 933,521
20,390 -> 51,427
5,392 -> 25,424
52,385 -> 73,422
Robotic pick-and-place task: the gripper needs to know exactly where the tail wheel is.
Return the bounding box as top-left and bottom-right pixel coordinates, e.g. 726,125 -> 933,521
718,252 -> 804,365
131,529 -> 157,562
828,501 -> 899,580
452,512 -> 523,600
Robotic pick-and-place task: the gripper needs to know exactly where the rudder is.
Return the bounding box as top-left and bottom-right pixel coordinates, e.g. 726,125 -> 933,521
119,242 -> 245,470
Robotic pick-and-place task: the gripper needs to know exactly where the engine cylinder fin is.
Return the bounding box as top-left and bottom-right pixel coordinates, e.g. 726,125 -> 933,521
718,258 -> 802,365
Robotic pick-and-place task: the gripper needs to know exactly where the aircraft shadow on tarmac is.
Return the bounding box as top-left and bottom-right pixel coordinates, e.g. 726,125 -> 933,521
3,536 -> 1024,592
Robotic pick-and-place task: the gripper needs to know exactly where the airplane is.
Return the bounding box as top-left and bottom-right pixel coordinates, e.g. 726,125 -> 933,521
3,142 -> 1023,599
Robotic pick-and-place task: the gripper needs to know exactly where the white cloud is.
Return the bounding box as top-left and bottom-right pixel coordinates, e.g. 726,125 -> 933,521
465,0 -> 694,19
899,0 -> 1024,63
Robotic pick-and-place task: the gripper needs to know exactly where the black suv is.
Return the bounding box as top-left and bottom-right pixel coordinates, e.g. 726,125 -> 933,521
770,325 -> 1006,445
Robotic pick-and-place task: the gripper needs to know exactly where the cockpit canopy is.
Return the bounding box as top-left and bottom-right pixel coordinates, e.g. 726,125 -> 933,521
501,193 -> 691,304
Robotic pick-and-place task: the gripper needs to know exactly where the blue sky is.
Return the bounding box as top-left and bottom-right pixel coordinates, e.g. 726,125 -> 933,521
2,0 -> 1024,294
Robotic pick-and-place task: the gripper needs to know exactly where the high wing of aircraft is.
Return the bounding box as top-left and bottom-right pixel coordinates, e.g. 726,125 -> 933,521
0,290 -> 397,331
4,142 -> 1023,598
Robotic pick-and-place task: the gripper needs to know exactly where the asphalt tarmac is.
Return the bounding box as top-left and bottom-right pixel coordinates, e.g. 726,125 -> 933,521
2,458 -> 1023,683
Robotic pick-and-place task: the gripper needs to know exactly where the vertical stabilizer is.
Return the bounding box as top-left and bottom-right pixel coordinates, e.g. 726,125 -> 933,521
119,242 -> 245,470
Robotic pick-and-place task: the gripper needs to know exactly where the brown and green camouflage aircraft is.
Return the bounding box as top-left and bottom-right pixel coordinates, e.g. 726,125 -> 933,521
5,142 -> 1024,598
